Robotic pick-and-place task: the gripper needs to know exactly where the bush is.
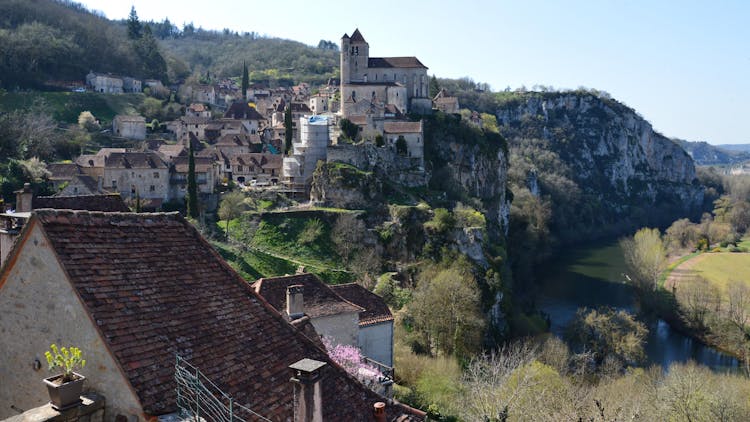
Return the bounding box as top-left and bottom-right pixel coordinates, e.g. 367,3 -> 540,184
424,208 -> 455,234
298,218 -> 324,245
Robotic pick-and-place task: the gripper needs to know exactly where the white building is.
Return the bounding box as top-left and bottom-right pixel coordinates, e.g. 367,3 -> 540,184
282,116 -> 330,192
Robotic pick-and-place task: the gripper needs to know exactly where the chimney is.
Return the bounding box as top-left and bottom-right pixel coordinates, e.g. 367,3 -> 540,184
374,402 -> 386,422
287,284 -> 304,320
15,183 -> 33,212
289,358 -> 326,422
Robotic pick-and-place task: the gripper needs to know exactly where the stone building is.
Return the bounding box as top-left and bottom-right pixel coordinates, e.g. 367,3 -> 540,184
253,273 -> 364,348
112,115 -> 146,140
282,116 -> 330,193
76,150 -> 169,204
0,210 -> 424,421
340,29 -> 430,117
331,283 -> 394,367
85,72 -> 123,94
384,120 -> 424,169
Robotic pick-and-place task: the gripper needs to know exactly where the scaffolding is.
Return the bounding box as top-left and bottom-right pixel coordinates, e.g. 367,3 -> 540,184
174,355 -> 272,422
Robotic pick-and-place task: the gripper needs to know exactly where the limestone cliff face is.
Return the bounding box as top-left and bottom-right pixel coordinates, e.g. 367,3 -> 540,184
496,92 -> 703,230
424,114 -> 510,238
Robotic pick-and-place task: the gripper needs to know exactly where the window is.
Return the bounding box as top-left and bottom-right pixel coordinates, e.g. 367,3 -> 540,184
149,185 -> 155,192
112,180 -> 117,189
131,186 -> 136,195
237,165 -> 243,172
153,172 -> 159,178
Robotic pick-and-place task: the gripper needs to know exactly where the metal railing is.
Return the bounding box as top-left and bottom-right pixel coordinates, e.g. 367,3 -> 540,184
175,355 -> 272,422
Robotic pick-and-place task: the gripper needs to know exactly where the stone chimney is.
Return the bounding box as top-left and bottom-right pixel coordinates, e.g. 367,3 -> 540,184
374,402 -> 386,422
289,358 -> 326,422
286,284 -> 304,320
15,183 -> 33,212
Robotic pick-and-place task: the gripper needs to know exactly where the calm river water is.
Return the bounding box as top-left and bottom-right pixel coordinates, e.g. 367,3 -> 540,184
537,240 -> 740,371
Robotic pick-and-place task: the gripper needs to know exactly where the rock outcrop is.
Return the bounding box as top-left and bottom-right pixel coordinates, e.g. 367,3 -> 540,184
496,92 -> 703,234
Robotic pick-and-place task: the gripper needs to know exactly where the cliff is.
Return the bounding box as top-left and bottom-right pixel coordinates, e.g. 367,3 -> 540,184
495,91 -> 703,239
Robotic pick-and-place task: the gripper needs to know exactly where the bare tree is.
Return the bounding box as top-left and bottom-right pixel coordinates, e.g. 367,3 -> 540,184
676,276 -> 720,329
727,280 -> 750,333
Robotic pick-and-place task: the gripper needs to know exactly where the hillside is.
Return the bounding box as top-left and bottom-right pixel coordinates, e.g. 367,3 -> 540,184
160,33 -> 339,86
677,139 -> 750,166
0,0 -> 171,88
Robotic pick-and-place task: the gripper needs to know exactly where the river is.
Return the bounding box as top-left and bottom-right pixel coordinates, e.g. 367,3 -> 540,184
536,240 -> 740,371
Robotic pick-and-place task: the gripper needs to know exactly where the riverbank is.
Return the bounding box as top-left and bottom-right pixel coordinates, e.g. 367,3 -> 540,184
657,249 -> 750,367
537,239 -> 740,371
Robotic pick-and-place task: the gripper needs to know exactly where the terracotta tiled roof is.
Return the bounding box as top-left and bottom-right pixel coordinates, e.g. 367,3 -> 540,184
29,210 -> 423,421
253,273 -> 364,319
215,133 -> 261,147
47,163 -> 82,180
350,29 -> 366,43
230,153 -> 282,170
383,120 -> 423,134
33,194 -> 130,212
368,57 -> 427,69
330,283 -> 394,327
104,152 -> 168,169
114,115 -> 146,123
224,102 -> 266,120
172,156 -> 215,173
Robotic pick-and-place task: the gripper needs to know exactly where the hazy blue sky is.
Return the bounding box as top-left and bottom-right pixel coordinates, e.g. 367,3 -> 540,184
78,0 -> 749,145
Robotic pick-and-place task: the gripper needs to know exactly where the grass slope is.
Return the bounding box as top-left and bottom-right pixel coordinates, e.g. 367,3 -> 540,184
0,91 -> 144,125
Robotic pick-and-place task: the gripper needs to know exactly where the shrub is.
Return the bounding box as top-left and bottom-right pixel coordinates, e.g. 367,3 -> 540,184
298,218 -> 324,245
424,208 -> 455,234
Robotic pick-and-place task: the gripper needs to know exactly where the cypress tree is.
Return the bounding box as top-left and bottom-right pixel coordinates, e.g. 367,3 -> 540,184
127,6 -> 142,40
284,105 -> 293,154
241,61 -> 249,100
187,141 -> 198,218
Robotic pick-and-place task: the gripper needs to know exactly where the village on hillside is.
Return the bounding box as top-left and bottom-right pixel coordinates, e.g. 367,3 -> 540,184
0,29 -> 448,422
41,29 -> 462,215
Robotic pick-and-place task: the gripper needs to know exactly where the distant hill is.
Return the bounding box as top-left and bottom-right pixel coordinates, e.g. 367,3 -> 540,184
676,140 -> 750,166
716,144 -> 750,153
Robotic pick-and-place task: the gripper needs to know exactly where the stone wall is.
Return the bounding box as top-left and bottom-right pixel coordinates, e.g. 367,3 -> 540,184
0,223 -> 144,421
310,312 -> 359,348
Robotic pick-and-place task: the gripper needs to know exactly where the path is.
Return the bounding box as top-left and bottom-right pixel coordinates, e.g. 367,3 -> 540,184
664,253 -> 707,290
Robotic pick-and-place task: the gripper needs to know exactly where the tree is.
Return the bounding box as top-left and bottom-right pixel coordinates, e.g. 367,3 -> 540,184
127,6 -> 142,40
77,111 -> 99,132
241,61 -> 249,100
429,75 -> 440,98
727,280 -> 749,333
410,266 -> 485,357
284,105 -> 293,154
339,118 -> 359,141
186,142 -> 198,218
676,276 -> 720,329
331,213 -> 365,262
134,25 -> 168,81
566,306 -> 648,366
665,218 -> 698,251
396,135 -> 408,156
218,191 -> 246,241
620,228 -> 666,292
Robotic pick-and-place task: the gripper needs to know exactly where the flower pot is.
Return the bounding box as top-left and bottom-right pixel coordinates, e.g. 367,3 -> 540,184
43,372 -> 86,411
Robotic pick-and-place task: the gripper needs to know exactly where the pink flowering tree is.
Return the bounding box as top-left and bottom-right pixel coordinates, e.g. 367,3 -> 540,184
322,337 -> 384,388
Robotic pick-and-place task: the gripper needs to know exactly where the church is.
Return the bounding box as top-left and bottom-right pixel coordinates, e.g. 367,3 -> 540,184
340,29 -> 431,118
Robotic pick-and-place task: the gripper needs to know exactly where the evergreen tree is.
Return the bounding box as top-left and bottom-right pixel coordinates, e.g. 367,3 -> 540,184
134,25 -> 168,81
429,75 -> 441,98
127,6 -> 142,40
284,105 -> 293,154
241,61 -> 249,100
187,141 -> 198,218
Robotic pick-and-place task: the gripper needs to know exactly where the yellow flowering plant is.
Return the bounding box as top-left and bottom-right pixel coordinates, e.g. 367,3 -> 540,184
44,344 -> 86,383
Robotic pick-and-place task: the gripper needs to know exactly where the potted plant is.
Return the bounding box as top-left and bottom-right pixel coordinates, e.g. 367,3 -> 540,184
42,344 -> 87,411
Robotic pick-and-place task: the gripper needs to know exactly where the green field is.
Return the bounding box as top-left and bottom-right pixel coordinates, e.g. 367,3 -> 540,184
0,91 -> 144,125
684,252 -> 750,293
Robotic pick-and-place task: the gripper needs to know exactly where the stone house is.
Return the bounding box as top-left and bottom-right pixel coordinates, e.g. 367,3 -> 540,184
191,84 -> 216,104
169,155 -> 217,197
185,103 -> 211,118
433,89 -> 460,114
253,273 -> 364,348
122,77 -> 142,93
76,150 -> 169,204
85,72 -> 123,94
0,210 -> 424,421
331,283 -> 394,367
112,115 -> 147,140
229,153 -> 282,185
176,116 -> 210,141
310,93 -> 332,114
383,120 -> 424,168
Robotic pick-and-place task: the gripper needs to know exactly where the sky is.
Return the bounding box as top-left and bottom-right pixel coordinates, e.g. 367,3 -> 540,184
77,0 -> 750,145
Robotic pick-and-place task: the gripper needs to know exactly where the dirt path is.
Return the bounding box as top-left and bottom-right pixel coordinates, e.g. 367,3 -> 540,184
663,253 -> 707,290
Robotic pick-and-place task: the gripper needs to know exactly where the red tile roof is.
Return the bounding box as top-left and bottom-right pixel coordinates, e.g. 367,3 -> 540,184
368,57 -> 427,69
350,29 -> 366,43
383,121 -> 423,134
253,273 -> 364,319
26,210 -> 421,421
33,194 -> 130,212
330,283 -> 394,327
